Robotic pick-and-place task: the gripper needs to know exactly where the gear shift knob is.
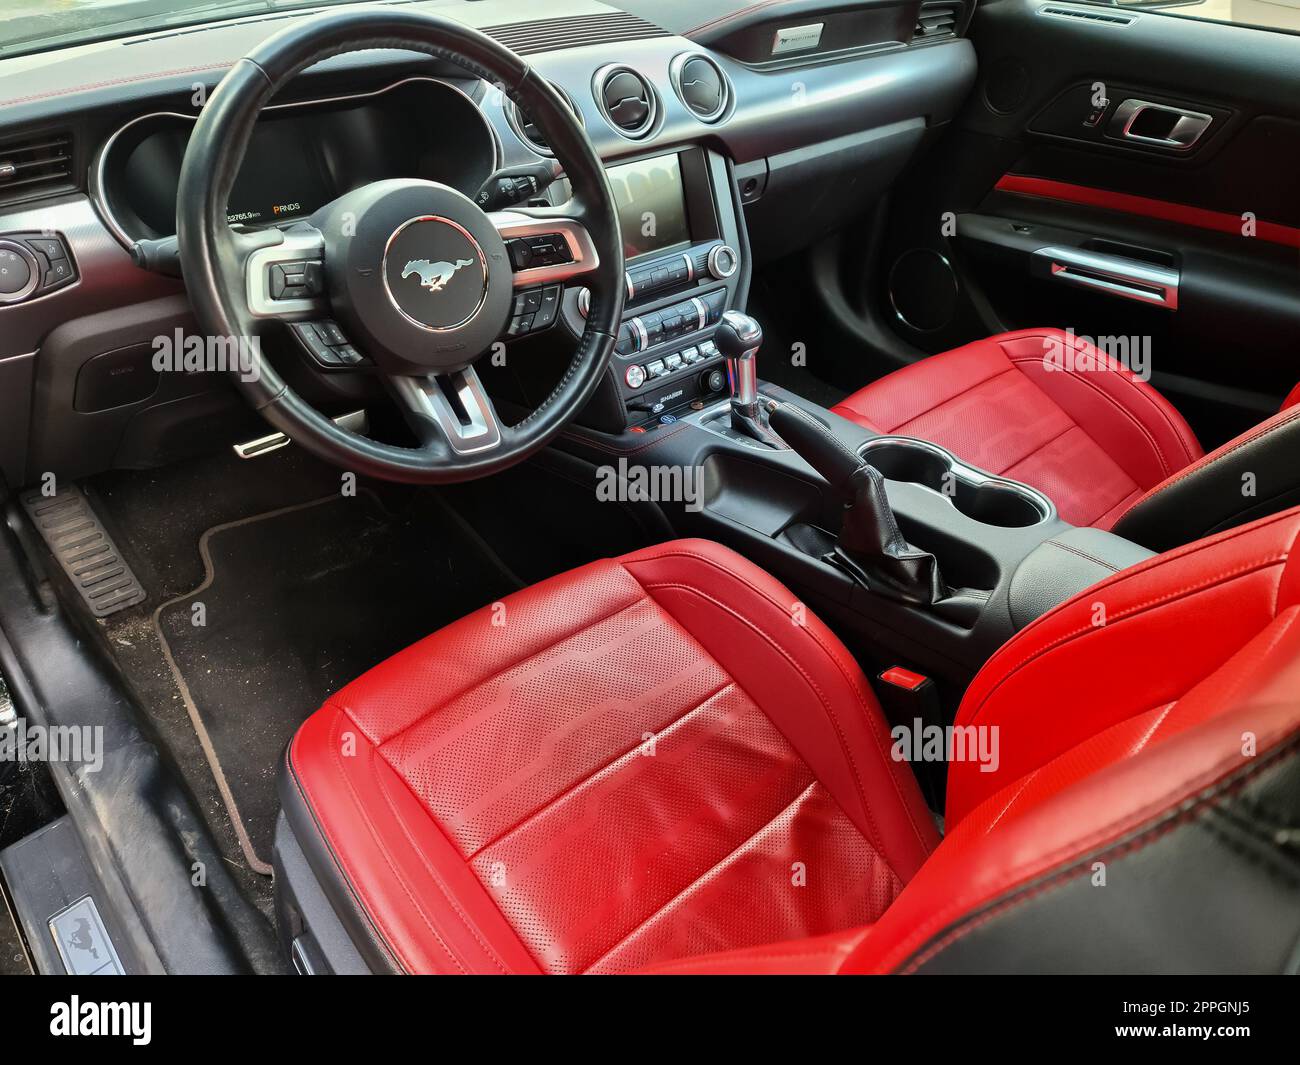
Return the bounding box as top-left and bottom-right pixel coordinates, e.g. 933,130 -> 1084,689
715,310 -> 763,406
715,311 -> 781,445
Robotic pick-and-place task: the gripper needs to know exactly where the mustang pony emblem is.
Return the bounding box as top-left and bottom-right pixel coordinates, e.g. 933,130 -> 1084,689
401,257 -> 475,292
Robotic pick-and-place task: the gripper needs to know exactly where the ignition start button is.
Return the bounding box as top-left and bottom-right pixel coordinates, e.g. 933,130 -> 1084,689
0,244 -> 32,294
625,364 -> 647,389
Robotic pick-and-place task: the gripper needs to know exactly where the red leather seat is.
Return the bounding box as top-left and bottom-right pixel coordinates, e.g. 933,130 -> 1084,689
283,520 -> 1300,974
831,328 -> 1300,545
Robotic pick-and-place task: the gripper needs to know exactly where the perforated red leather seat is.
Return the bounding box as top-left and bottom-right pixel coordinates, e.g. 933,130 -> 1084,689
282,520 -> 1300,974
831,328 -> 1300,550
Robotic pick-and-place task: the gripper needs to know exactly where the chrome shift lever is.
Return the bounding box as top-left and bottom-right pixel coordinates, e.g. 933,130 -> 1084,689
714,311 -> 783,446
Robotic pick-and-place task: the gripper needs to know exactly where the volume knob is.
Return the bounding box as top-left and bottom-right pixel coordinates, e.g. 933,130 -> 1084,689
706,244 -> 738,280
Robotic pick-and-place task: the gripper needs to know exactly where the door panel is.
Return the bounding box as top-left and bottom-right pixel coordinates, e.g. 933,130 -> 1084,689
878,0 -> 1300,448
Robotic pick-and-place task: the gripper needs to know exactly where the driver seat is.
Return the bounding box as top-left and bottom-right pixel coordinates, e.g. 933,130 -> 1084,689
277,522 -> 1300,974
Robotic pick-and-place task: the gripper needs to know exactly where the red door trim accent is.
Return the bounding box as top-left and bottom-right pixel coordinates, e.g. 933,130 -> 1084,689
994,174 -> 1300,250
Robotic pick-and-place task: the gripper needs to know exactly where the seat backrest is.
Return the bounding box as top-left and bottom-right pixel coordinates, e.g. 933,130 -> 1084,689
841,507 -> 1300,973
1111,404 -> 1300,552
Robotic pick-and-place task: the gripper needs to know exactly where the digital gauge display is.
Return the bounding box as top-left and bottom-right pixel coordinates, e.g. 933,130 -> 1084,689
225,122 -> 333,226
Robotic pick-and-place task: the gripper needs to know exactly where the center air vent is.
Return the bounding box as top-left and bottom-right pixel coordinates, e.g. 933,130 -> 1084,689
507,84 -> 582,156
912,2 -> 960,41
0,130 -> 74,207
672,54 -> 730,123
1040,5 -> 1136,25
595,66 -> 657,139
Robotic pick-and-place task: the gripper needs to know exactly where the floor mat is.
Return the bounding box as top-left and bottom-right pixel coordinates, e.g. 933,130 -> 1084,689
152,489 -> 516,874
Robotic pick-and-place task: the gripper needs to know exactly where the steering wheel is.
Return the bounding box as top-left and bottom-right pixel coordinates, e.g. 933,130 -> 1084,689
176,8 -> 624,483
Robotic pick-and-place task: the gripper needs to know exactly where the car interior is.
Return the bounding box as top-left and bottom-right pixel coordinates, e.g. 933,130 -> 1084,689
0,0 -> 1297,977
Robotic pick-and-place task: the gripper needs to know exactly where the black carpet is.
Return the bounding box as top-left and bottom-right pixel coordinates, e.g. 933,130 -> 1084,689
149,488 -> 515,872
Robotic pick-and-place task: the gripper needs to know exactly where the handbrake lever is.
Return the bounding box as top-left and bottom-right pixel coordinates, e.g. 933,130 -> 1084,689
769,403 -> 982,623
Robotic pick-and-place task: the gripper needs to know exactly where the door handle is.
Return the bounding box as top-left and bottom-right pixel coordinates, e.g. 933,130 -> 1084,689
1032,246 -> 1179,309
1110,99 -> 1212,151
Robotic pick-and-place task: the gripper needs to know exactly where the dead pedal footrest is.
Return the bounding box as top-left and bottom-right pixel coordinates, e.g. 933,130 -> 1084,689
20,485 -> 146,617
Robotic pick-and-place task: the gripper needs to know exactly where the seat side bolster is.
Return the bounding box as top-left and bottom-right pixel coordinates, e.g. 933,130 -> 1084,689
945,508 -> 1300,825
1110,405 -> 1300,552
284,705 -> 544,975
850,712 -> 1300,975
1000,330 -> 1201,488
618,538 -> 939,882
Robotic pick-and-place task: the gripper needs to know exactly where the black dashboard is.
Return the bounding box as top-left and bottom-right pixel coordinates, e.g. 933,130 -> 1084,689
0,0 -> 978,488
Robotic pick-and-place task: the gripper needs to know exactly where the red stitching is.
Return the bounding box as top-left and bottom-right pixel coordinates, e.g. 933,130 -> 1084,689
0,62 -> 234,109
897,731 -> 1300,973
968,508 -> 1300,680
1009,351 -> 1178,478
962,554 -> 1287,729
1115,406 -> 1300,521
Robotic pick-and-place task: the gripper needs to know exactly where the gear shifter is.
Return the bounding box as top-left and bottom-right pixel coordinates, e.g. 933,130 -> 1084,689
768,402 -> 983,623
713,311 -> 783,447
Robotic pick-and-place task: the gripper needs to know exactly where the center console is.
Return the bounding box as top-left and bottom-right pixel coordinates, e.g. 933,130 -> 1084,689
559,146 -> 747,430
536,144 -> 1155,691
557,312 -> 1155,691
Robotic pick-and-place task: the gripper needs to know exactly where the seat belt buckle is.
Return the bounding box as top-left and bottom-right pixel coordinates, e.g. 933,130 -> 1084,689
879,666 -> 929,693
875,665 -> 946,812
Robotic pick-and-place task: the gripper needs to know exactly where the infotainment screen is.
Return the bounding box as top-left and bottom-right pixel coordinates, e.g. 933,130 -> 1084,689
606,153 -> 691,259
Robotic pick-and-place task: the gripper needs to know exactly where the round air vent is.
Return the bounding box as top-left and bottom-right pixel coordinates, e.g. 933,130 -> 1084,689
594,65 -> 657,139
507,84 -> 581,156
671,54 -> 730,123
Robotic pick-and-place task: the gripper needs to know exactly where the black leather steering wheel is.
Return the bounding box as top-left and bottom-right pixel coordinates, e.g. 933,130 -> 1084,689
176,8 -> 624,483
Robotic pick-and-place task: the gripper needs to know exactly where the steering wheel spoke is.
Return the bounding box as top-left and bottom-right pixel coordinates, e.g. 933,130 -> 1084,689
243,225 -> 328,322
387,367 -> 504,457
490,209 -> 600,289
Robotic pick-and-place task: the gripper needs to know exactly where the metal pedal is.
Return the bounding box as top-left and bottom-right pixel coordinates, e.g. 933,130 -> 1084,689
20,485 -> 146,617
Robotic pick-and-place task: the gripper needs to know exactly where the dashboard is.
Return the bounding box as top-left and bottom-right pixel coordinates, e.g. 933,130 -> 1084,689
0,0 -> 978,488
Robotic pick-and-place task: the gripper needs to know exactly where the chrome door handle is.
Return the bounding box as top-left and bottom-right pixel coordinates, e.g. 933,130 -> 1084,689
1110,99 -> 1212,151
1032,246 -> 1179,310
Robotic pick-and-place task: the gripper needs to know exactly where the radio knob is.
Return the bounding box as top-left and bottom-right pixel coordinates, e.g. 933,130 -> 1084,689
706,244 -> 738,280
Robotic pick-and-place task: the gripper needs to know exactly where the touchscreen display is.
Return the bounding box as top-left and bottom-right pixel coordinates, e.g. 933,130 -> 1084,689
606,153 -> 690,259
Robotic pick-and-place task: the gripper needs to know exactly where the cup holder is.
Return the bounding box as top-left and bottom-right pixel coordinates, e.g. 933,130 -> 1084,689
858,437 -> 1052,529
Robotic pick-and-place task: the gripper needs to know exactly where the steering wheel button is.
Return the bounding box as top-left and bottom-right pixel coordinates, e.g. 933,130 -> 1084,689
315,321 -> 348,346
534,286 -> 560,329
521,290 -> 542,313
335,345 -> 366,366
506,239 -> 532,271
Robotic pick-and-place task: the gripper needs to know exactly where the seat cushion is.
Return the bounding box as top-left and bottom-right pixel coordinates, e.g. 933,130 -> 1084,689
284,538 -> 937,974
831,329 -> 1203,528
